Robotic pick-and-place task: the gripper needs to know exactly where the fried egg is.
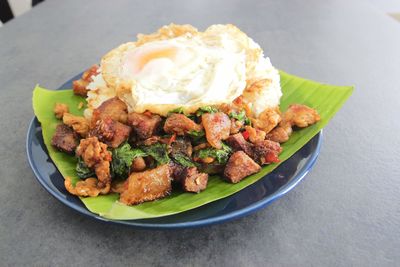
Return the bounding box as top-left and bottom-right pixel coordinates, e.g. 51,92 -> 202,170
84,24 -> 281,117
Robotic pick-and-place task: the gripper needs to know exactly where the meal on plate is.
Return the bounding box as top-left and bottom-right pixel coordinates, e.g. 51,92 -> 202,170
50,24 -> 320,205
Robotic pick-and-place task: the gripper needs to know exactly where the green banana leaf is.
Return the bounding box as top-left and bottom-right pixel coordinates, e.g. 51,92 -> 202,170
32,71 -> 353,220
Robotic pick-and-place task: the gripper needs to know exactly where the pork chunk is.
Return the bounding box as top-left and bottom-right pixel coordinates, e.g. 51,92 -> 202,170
253,140 -> 282,165
202,112 -> 231,149
163,114 -> 202,136
128,112 -> 162,139
89,118 -> 131,148
91,97 -> 128,125
176,167 -> 208,193
224,151 -> 261,183
72,65 -> 99,96
225,133 -> 254,157
51,124 -> 79,154
119,164 -> 172,205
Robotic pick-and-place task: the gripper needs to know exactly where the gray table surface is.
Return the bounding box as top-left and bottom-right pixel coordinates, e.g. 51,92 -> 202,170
1,0 -> 400,266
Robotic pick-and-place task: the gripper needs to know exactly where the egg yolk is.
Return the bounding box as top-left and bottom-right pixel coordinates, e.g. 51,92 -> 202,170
128,46 -> 177,75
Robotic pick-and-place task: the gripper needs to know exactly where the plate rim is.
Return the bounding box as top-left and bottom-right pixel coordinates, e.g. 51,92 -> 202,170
26,115 -> 322,229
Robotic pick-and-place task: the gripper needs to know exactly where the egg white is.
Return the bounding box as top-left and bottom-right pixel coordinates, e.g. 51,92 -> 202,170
85,24 -> 282,118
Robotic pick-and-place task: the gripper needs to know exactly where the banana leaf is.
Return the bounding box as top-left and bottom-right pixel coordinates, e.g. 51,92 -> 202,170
32,71 -> 353,220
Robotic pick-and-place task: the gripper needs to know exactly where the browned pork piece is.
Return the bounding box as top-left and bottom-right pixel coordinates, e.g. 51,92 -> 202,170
224,151 -> 261,183
63,113 -> 90,137
128,112 -> 162,139
51,124 -> 79,154
91,97 -> 128,125
119,164 -> 172,205
89,117 -> 131,148
225,133 -> 253,157
201,112 -> 231,149
266,104 -> 320,143
252,140 -> 282,165
76,137 -> 112,189
72,64 -> 99,97
163,113 -> 202,136
53,103 -> 69,119
175,167 -> 208,193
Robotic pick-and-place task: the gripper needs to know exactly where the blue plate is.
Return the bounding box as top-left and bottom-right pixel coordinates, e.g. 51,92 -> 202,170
26,75 -> 322,229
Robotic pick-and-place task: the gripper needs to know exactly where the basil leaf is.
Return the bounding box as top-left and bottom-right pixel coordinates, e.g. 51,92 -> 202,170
111,143 -> 147,178
141,143 -> 170,165
196,106 -> 218,116
76,157 -> 95,179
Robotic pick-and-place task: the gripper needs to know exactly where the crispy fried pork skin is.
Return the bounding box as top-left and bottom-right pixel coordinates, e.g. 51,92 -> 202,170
225,133 -> 253,157
76,137 -> 112,188
63,113 -> 90,137
128,112 -> 162,139
51,124 -> 79,154
89,118 -> 131,148
64,177 -> 110,197
253,140 -> 282,165
266,104 -> 320,143
177,167 -> 208,193
224,151 -> 261,183
163,114 -> 202,136
54,103 -> 69,119
72,65 -> 99,97
91,97 -> 128,125
119,164 -> 172,205
201,112 -> 231,149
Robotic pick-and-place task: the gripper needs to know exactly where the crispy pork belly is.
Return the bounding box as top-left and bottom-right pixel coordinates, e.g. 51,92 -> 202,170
252,140 -> 282,165
225,133 -> 253,157
89,118 -> 131,148
119,164 -> 172,205
72,65 -> 99,97
176,167 -> 208,193
163,113 -> 202,136
51,124 -> 79,154
128,112 -> 162,139
91,97 -> 128,125
224,151 -> 261,183
201,112 -> 231,149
